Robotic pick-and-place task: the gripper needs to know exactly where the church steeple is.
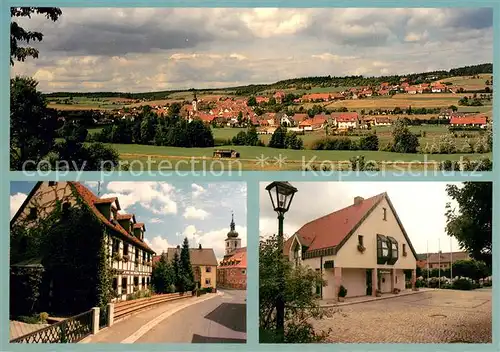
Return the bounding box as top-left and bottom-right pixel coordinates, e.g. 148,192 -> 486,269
225,211 -> 241,255
230,212 -> 235,232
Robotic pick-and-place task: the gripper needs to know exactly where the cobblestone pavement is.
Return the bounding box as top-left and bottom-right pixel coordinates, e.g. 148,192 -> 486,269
314,289 -> 492,343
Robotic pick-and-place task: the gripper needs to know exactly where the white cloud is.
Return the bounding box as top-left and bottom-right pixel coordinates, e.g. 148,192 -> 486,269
145,235 -> 171,254
183,206 -> 209,220
149,218 -> 164,223
102,182 -> 177,215
191,183 -> 205,198
179,224 -> 247,261
10,8 -> 491,92
10,193 -> 28,218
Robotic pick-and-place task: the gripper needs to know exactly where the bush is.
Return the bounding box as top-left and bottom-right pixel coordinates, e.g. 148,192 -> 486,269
358,134 -> 379,151
17,315 -> 42,324
452,278 -> 473,290
39,312 -> 49,323
338,285 -> 347,298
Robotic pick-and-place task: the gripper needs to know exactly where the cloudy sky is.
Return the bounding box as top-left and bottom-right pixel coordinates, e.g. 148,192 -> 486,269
10,8 -> 493,93
11,181 -> 247,261
259,182 -> 465,254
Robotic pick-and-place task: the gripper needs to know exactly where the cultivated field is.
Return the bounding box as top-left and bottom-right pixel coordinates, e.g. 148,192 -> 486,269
438,73 -> 492,91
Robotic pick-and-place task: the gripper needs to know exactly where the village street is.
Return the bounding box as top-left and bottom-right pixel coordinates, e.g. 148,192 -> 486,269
82,289 -> 246,344
136,289 -> 247,343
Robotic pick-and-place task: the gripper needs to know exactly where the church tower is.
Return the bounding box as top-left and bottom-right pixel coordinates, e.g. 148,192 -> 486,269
225,212 -> 241,256
192,90 -> 198,113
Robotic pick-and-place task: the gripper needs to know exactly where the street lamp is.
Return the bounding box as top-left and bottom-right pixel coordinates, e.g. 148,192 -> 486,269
265,181 -> 298,343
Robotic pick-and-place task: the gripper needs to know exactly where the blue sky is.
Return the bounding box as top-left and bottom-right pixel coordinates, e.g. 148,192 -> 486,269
11,181 -> 247,261
11,8 -> 492,92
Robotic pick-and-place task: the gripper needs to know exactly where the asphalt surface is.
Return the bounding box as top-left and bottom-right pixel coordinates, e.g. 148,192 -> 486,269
136,289 -> 247,343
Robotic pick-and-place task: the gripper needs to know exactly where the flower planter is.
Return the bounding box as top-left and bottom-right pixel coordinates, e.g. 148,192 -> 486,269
338,297 -> 345,302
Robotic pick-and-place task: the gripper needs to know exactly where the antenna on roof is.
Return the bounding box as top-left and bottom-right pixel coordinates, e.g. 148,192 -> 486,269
97,182 -> 101,197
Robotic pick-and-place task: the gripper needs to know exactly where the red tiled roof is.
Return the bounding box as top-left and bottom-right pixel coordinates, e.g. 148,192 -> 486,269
450,115 -> 487,125
292,113 -> 308,122
295,193 -> 386,252
332,112 -> 358,122
220,247 -> 247,268
69,182 -> 154,253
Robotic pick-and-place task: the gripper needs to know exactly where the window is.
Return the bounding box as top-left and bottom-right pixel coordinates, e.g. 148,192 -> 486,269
241,269 -> 246,275
386,236 -> 399,265
226,242 -> 229,247
402,244 -> 407,256
206,266 -> 212,273
358,235 -> 364,246
112,239 -> 120,254
142,277 -> 145,287
121,277 -> 127,294
383,208 -> 387,221
134,277 -> 139,287
62,202 -> 71,213
123,244 -> 129,256
377,234 -> 390,264
28,207 -> 37,220
112,278 -> 118,291
205,278 -> 211,285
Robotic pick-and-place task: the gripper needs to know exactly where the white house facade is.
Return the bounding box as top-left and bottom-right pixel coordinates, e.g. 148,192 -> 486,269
284,193 -> 418,301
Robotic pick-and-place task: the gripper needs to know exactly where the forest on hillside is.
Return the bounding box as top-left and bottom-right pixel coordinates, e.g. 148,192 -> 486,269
43,63 -> 492,100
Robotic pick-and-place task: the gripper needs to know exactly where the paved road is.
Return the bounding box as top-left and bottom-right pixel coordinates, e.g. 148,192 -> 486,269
314,289 -> 492,343
137,289 -> 247,343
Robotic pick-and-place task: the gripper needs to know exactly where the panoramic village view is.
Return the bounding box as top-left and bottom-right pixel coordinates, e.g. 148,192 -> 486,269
9,181 -> 247,343
10,8 -> 493,172
259,181 -> 492,343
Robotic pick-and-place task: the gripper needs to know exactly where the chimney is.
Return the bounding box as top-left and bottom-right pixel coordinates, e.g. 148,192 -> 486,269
354,196 -> 364,205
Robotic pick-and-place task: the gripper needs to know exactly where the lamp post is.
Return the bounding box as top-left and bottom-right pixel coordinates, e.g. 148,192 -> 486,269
265,181 -> 298,343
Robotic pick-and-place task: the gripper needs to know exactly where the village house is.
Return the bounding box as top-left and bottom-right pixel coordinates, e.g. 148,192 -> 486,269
331,112 -> 359,130
300,93 -> 332,103
274,91 -> 285,103
299,114 -> 328,131
158,246 -> 218,289
417,251 -> 471,270
373,117 -> 392,126
10,182 -> 155,303
431,82 -> 447,93
450,114 -> 488,128
217,214 -> 247,289
291,113 -> 309,125
284,193 -> 418,300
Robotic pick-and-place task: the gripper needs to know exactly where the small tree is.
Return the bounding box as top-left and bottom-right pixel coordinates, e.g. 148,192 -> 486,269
268,127 -> 287,149
180,238 -> 195,291
259,234 -> 331,343
391,118 -> 419,153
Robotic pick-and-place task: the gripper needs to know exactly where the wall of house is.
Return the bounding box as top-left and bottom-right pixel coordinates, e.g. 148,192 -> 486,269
217,267 -> 246,289
395,270 -> 405,291
13,182 -> 77,227
200,265 -> 217,288
342,268 -> 367,297
334,197 -> 417,270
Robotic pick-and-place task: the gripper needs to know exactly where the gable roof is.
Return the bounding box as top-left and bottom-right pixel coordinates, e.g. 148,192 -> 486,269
10,182 -> 154,254
161,247 -> 218,266
293,193 -> 418,259
70,182 -> 154,254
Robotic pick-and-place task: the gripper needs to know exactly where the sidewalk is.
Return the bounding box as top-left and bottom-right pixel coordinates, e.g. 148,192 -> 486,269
319,288 -> 434,307
81,292 -> 222,343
